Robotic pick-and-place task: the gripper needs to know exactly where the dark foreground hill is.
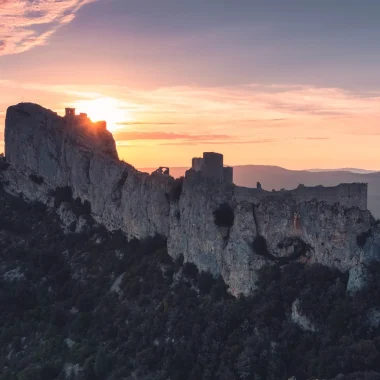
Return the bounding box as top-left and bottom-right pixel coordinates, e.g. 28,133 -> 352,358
2,182 -> 380,380
140,166 -> 380,218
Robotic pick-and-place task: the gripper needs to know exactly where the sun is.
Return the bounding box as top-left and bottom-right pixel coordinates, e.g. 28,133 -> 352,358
73,97 -> 132,132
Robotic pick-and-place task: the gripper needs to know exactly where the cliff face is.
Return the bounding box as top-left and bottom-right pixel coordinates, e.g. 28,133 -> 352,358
3,103 -> 380,296
168,174 -> 374,295
4,103 -> 173,239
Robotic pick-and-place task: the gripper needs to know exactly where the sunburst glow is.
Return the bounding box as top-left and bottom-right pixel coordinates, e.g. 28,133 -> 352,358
72,97 -> 133,132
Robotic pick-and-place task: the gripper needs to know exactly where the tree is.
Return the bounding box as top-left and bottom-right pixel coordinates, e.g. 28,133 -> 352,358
94,347 -> 109,379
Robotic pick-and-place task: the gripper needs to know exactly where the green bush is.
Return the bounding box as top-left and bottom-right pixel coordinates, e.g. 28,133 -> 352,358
213,202 -> 234,227
183,262 -> 198,279
0,157 -> 10,172
49,186 -> 73,207
197,271 -> 214,294
252,235 -> 270,257
94,347 -> 110,378
29,174 -> 44,185
357,230 -> 372,248
169,176 -> 184,202
3,184 -> 380,380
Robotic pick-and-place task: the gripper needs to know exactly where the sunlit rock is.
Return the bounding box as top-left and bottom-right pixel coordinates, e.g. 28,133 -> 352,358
3,102 -> 380,296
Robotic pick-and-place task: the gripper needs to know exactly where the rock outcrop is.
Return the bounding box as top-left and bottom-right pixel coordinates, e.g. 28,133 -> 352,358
4,103 -> 173,240
2,103 -> 380,296
168,172 -> 377,295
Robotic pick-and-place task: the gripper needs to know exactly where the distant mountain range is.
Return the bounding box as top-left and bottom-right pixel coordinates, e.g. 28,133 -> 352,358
308,168 -> 378,174
140,165 -> 380,218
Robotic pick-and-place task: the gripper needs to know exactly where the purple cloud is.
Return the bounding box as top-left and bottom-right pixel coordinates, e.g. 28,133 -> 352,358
0,0 -> 98,56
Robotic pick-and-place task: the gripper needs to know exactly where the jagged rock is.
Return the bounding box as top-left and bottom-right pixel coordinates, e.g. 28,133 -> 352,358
4,103 -> 173,240
57,202 -> 78,233
110,273 -> 125,297
347,264 -> 368,293
291,299 -> 317,332
3,102 -> 380,296
367,308 -> 380,328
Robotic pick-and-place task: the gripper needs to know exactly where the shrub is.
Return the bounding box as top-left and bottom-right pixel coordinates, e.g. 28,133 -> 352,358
213,202 -> 235,228
174,254 -> 184,271
183,262 -> 199,279
197,271 -> 214,294
49,186 -> 73,207
169,176 -> 184,202
252,235 -> 270,257
211,276 -> 229,301
29,174 -> 44,185
72,197 -> 92,217
94,347 -> 110,378
357,229 -> 372,248
0,160 -> 10,171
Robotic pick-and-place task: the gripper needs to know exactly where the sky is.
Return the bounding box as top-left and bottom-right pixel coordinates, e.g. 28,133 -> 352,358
0,0 -> 380,169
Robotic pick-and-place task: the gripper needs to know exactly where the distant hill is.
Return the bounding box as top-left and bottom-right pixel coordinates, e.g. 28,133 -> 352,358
308,168 -> 378,174
139,165 -> 380,218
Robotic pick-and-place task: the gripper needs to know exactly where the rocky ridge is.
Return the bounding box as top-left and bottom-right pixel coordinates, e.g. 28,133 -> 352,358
2,103 -> 380,295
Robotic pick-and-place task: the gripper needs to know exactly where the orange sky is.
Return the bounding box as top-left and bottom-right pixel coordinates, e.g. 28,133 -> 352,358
1,1 -> 380,170
1,81 -> 379,170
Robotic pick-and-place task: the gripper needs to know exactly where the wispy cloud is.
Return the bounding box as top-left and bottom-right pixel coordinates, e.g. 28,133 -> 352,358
113,130 -> 278,146
113,131 -> 232,141
2,80 -> 380,121
294,137 -> 330,141
0,0 -> 98,56
116,121 -> 182,126
159,139 -> 277,146
1,79 -> 380,146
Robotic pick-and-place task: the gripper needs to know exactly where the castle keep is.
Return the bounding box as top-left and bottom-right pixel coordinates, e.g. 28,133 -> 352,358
2,103 -> 378,296
191,152 -> 233,184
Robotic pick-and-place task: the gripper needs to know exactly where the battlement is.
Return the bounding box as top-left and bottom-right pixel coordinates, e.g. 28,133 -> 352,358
190,152 -> 233,184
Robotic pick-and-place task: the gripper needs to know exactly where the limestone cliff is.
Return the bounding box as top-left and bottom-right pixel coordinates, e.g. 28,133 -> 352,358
2,103 -> 380,296
4,103 -> 173,239
168,173 -> 376,295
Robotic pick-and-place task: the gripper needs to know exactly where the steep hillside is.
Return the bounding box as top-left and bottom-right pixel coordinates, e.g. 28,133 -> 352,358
2,176 -> 380,380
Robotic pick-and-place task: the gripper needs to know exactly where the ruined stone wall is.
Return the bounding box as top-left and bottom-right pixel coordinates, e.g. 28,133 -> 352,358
192,158 -> 204,172
234,187 -> 274,202
223,167 -> 233,185
234,183 -> 368,210
292,183 -> 367,210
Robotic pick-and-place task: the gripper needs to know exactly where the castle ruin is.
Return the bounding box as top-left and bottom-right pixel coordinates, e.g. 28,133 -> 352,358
59,107 -> 117,159
191,152 -> 233,184
152,167 -> 170,176
64,108 -> 107,131
189,152 -> 368,211
3,102 -> 376,296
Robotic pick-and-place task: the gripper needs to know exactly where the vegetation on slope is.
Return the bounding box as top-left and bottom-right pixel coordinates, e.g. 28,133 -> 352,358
1,184 -> 380,380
